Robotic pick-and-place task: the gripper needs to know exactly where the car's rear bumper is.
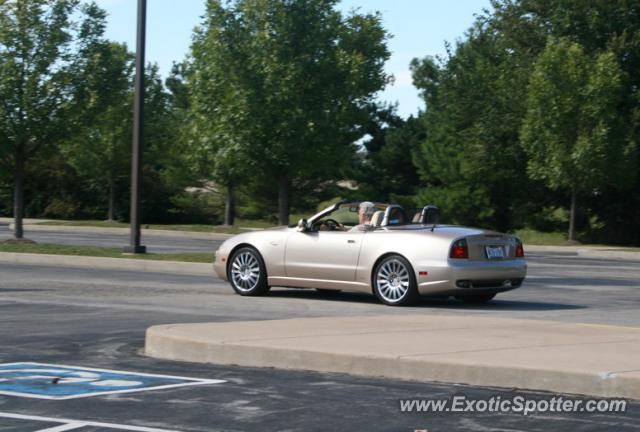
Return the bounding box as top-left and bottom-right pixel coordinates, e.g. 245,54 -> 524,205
416,258 -> 527,296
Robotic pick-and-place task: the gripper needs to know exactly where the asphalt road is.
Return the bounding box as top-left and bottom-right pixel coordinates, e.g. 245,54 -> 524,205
0,253 -> 638,431
0,223 -> 223,254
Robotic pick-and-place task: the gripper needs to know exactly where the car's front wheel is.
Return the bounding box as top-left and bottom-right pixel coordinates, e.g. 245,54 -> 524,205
228,247 -> 270,296
373,255 -> 419,306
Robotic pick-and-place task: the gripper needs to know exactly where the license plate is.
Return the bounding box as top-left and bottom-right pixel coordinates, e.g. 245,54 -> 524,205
485,245 -> 505,259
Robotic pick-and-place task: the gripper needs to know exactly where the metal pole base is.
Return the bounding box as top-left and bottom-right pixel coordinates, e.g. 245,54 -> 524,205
123,245 -> 147,254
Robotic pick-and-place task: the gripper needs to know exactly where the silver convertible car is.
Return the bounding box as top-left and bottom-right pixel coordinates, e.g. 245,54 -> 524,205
214,201 -> 527,306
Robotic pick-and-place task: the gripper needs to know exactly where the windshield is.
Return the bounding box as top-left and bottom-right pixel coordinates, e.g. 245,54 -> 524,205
308,202 -> 438,231
316,202 -> 388,228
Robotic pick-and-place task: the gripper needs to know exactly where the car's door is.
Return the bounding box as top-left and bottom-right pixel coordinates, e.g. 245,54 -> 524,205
285,230 -> 365,282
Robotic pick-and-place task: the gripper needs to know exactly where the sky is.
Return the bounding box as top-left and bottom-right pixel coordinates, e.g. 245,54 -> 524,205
98,0 -> 492,118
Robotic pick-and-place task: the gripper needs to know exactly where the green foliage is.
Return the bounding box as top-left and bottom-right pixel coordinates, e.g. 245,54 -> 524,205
2,0 -> 640,246
496,0 -> 640,243
63,37 -> 134,220
411,20 -> 534,231
0,1 -> 202,225
521,39 -> 629,192
187,0 -> 391,223
0,0 -> 91,237
520,38 -> 634,240
356,107 -> 424,203
43,197 -> 81,219
407,0 -> 640,244
139,64 -> 193,224
168,190 -> 225,224
511,228 -> 568,246
0,0 -> 79,161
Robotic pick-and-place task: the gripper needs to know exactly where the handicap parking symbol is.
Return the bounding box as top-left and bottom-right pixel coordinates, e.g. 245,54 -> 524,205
0,362 -> 225,400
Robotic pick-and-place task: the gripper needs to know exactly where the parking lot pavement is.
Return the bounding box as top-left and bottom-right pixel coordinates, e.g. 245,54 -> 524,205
0,252 -> 638,326
0,252 -> 638,431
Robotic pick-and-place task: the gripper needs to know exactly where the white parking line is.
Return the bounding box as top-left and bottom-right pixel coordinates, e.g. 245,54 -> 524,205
1,361 -> 224,382
34,423 -> 85,432
0,412 -> 182,432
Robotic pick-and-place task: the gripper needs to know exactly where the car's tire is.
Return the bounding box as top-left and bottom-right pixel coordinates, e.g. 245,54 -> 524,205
228,247 -> 270,296
372,255 -> 419,306
455,292 -> 497,303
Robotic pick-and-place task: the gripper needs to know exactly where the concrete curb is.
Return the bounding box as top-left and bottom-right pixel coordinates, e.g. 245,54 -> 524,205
575,248 -> 640,261
145,315 -> 640,399
7,224 -> 234,241
0,252 -> 213,276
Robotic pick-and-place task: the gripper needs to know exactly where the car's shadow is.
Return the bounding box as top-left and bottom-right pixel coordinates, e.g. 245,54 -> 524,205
529,276 -> 639,287
424,298 -> 585,311
267,288 -> 586,311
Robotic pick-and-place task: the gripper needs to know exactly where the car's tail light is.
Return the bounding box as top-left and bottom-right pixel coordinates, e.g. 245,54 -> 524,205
515,240 -> 525,258
450,239 -> 468,259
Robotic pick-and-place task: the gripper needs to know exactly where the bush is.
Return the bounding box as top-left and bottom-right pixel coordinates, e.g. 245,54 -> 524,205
43,198 -> 81,219
168,191 -> 224,225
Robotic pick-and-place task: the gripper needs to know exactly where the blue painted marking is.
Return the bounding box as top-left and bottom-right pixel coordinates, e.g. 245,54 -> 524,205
0,362 -> 224,400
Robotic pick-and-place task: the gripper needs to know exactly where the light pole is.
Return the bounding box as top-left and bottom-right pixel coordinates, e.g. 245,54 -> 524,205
124,0 -> 147,254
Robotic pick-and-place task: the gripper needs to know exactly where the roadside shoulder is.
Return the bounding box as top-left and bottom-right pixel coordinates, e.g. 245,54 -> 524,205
525,245 -> 640,262
0,252 -> 213,275
7,223 -> 234,240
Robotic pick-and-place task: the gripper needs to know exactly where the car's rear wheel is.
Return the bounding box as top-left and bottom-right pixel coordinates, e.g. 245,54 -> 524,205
455,292 -> 497,303
373,255 -> 418,306
228,247 -> 270,296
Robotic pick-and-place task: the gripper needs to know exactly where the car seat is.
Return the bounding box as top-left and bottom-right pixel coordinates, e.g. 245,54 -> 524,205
370,210 -> 385,227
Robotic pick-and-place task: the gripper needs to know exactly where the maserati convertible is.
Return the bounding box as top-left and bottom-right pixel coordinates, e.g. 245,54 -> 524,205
213,201 -> 527,306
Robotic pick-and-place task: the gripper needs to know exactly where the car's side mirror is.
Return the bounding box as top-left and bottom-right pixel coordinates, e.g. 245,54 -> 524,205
297,218 -> 309,232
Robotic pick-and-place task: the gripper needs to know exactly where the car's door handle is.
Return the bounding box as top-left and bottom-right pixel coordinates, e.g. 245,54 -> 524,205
347,239 -> 356,244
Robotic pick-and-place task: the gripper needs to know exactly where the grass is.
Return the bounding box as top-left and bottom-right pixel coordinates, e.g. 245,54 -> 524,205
512,228 -> 640,250
0,243 -> 214,263
39,219 -> 129,228
512,228 -> 568,246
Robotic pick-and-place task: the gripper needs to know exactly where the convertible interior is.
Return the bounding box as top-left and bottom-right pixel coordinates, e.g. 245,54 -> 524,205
308,202 -> 437,232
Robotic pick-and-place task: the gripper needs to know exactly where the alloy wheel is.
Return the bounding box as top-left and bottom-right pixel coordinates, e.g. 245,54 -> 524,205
376,259 -> 410,302
231,251 -> 260,292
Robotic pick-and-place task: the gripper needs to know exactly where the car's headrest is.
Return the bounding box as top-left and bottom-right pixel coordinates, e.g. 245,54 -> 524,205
370,210 -> 385,227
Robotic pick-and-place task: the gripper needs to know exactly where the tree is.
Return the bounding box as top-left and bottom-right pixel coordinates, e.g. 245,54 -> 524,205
188,0 -> 390,225
141,63 -> 193,224
486,0 -> 640,242
410,22 -> 534,232
520,38 -> 629,241
0,0 -> 83,239
358,107 -> 424,203
64,39 -> 134,221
